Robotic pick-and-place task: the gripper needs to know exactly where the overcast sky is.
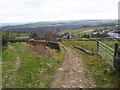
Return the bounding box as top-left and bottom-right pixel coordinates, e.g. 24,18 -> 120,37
0,0 -> 119,23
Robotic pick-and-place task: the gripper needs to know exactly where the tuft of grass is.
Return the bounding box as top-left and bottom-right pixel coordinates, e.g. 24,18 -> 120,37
2,42 -> 66,88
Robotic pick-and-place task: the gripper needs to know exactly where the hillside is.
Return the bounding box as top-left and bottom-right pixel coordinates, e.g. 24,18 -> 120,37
2,19 -> 117,34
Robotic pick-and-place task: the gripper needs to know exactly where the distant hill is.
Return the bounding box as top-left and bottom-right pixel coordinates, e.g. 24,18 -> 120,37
0,22 -> 28,27
2,19 -> 117,33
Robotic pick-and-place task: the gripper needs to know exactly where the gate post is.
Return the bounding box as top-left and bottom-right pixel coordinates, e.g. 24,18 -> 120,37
114,43 -> 118,58
96,40 -> 99,52
113,43 -> 120,78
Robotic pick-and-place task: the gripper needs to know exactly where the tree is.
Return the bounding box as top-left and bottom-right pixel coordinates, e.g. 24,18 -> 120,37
2,31 -> 10,47
104,27 -> 107,30
43,32 -> 57,42
30,32 -> 38,40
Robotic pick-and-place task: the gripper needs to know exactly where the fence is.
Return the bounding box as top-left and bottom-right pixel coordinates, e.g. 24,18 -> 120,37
68,40 -> 118,66
96,40 -> 118,66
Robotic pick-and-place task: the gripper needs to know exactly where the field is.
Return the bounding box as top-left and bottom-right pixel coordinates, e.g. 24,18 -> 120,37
60,26 -> 112,34
2,42 -> 66,88
59,27 -> 93,34
62,40 -> 118,53
2,25 -> 120,88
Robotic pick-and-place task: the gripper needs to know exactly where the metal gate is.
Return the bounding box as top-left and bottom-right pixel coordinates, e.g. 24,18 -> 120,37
96,41 -> 114,66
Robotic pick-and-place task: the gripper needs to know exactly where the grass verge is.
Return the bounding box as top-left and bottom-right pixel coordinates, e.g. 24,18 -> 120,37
2,42 -> 66,88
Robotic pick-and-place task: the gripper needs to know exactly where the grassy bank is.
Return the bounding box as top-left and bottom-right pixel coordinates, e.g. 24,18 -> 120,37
62,41 -> 120,88
2,42 -> 66,88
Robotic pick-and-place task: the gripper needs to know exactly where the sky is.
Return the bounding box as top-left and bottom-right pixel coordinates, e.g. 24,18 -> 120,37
0,0 -> 119,23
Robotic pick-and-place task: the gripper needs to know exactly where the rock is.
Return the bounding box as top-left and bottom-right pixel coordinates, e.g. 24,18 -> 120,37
103,69 -> 111,74
61,85 -> 68,88
110,67 -> 117,75
102,79 -> 107,82
78,79 -> 82,83
78,70 -> 82,73
71,86 -> 76,88
58,68 -> 64,71
8,45 -> 14,49
104,67 -> 117,75
92,84 -> 96,87
78,86 -> 83,88
71,80 -> 76,84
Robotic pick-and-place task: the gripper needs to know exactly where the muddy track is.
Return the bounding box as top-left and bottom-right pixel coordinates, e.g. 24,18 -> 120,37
52,46 -> 96,88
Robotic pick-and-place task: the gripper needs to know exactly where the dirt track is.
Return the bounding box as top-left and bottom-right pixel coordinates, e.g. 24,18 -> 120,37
80,29 -> 94,33
74,29 -> 94,35
52,46 -> 96,88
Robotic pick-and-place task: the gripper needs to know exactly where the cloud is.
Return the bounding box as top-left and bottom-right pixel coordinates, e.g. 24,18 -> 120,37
0,0 -> 119,23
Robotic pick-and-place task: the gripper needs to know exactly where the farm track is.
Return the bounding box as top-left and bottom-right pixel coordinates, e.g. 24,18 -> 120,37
74,29 -> 94,35
79,29 -> 94,33
52,45 -> 96,88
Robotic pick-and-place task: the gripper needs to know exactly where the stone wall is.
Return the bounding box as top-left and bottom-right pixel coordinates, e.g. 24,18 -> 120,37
29,41 -> 60,52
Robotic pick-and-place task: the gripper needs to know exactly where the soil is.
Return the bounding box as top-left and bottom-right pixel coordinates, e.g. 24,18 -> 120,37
30,44 -> 51,59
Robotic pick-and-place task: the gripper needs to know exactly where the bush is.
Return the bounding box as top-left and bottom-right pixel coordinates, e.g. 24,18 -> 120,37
2,32 -> 9,47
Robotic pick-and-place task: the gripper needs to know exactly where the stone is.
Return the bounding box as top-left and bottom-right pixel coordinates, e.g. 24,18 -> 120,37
110,67 -> 117,75
58,68 -> 64,71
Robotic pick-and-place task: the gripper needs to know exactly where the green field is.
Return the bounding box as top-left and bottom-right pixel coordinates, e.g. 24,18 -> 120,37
62,40 -> 118,53
59,26 -> 113,34
59,27 -> 93,34
2,42 -> 66,88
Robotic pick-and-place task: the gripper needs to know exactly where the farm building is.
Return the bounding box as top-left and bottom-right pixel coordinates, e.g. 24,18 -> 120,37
61,33 -> 75,39
107,32 -> 120,38
82,33 -> 92,38
15,37 -> 30,40
13,36 -> 34,42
